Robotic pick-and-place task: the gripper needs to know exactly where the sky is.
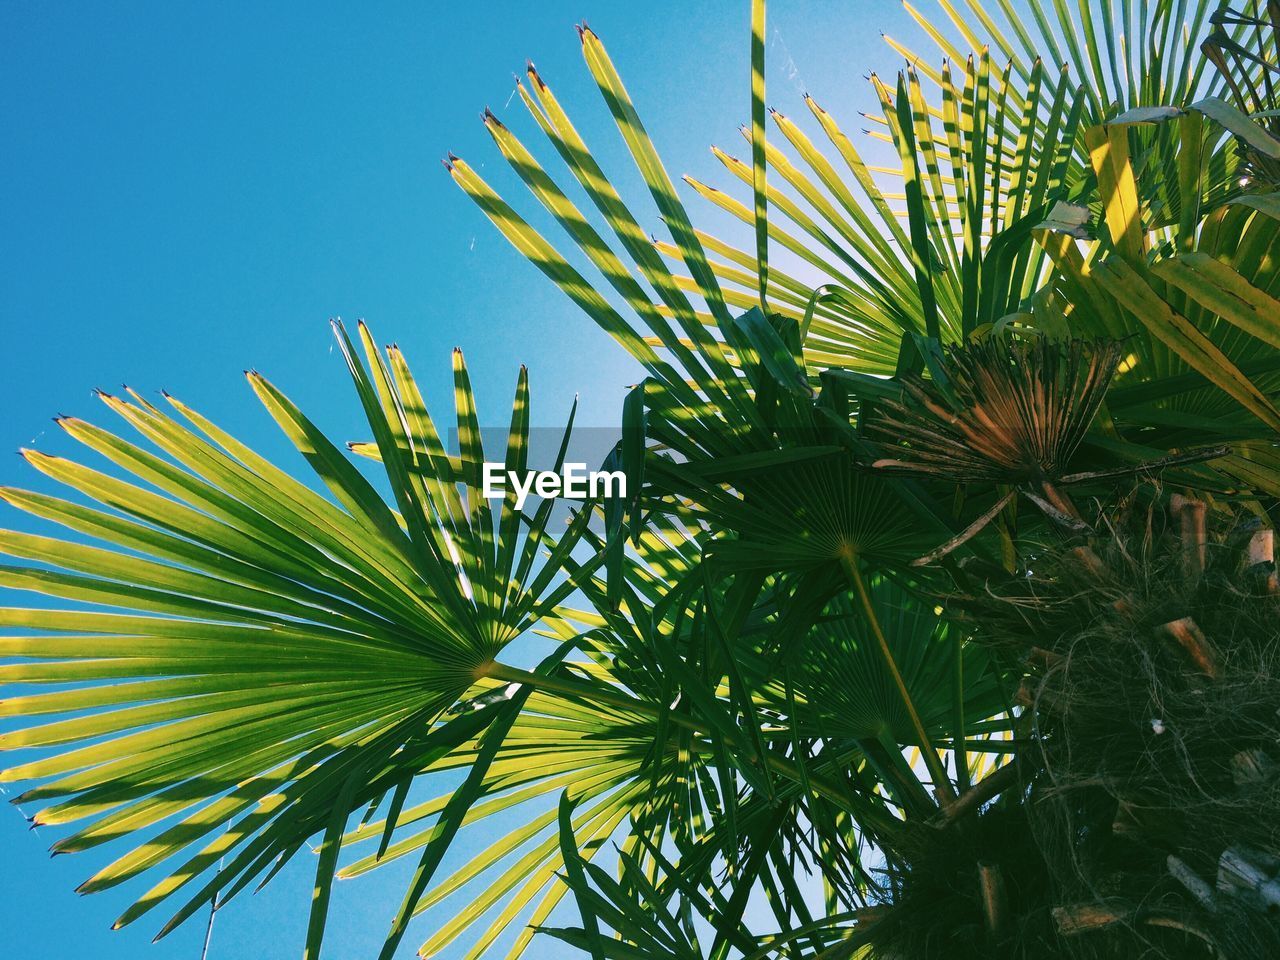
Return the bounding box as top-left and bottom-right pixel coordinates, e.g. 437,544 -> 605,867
2,2 -> 926,957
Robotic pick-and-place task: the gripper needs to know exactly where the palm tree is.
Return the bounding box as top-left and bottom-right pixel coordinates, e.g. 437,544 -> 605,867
3,1 -> 1279,958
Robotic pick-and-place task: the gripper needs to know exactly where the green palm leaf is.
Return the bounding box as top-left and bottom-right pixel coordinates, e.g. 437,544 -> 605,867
1037,111 -> 1280,492
0,322 -> 593,954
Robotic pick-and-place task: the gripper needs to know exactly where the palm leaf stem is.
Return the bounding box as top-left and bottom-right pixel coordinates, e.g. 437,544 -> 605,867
838,550 -> 955,803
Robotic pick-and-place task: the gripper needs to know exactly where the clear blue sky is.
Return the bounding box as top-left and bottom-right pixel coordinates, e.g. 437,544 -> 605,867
2,2 -> 922,957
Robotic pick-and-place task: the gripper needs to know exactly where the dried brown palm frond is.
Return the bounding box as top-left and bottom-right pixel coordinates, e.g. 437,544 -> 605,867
870,337 -> 1126,487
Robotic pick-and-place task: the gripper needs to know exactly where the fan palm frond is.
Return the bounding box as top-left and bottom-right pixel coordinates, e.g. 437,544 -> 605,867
1203,0 -> 1280,184
0,322 -> 595,957
870,337 -> 1126,485
1037,110 -> 1280,492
